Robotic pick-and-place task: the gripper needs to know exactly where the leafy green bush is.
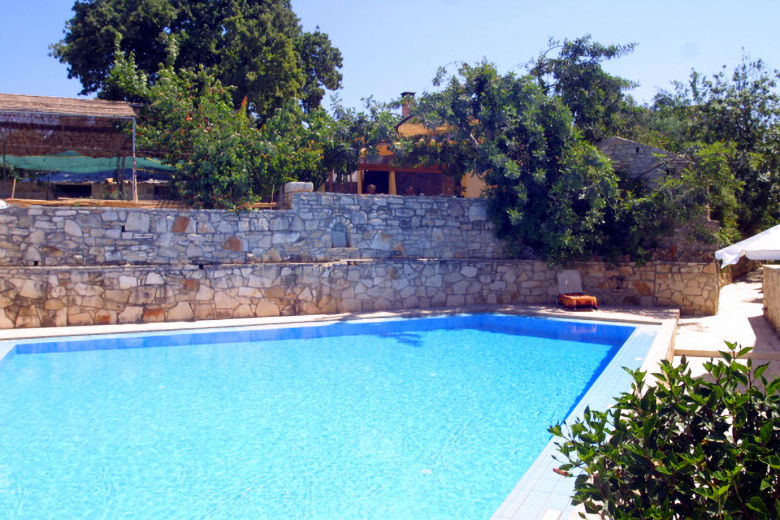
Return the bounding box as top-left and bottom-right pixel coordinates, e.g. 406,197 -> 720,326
550,344 -> 780,519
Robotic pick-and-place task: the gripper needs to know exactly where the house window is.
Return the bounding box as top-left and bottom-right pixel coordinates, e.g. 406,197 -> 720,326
53,184 -> 91,198
363,171 -> 389,194
154,185 -> 170,200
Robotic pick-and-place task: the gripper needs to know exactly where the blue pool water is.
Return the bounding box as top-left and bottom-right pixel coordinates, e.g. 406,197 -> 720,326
0,314 -> 642,519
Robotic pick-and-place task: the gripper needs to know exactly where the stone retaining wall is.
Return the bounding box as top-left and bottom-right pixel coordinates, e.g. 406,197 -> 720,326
765,265 -> 780,334
580,261 -> 719,314
0,193 -> 503,267
0,259 -> 718,328
0,191 -> 721,328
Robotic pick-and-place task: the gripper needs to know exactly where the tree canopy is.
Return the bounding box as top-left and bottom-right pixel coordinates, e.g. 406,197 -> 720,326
104,45 -> 352,208
396,40 -> 779,262
529,35 -> 636,143
631,56 -> 780,237
52,0 -> 348,208
397,62 -> 621,264
686,57 -> 780,235
135,64 -> 274,208
394,46 -> 759,264
52,0 -> 342,119
53,13 -> 778,251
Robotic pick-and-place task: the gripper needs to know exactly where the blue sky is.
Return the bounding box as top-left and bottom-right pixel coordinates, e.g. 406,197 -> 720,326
1,1 -> 778,111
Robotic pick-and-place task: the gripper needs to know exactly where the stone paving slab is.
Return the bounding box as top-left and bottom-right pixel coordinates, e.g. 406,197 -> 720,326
673,269 -> 780,380
674,274 -> 780,360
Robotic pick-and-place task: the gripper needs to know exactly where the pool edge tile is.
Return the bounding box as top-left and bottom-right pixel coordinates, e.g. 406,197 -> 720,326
490,318 -> 676,520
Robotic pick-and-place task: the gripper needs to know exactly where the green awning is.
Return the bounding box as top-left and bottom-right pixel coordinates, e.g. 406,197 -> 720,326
1,151 -> 174,174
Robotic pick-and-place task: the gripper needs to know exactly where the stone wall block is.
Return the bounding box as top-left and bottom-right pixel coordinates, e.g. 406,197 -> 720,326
52,308 -> 67,327
186,245 -> 204,260
0,309 -> 15,328
198,222 -> 215,234
214,292 -> 238,309
119,275 -> 138,289
255,300 -> 280,316
64,219 -> 82,237
22,247 -> 42,264
261,248 -> 282,262
152,216 -> 170,234
95,310 -> 118,325
192,304 -> 214,321
73,282 -> 101,297
157,233 -> 174,249
79,214 -> 103,229
222,236 -> 243,252
168,302 -> 194,321
264,286 -> 285,299
634,281 -> 653,296
172,216 -> 191,233
78,296 -> 105,309
19,280 -> 44,299
129,287 -> 157,305
142,308 -> 165,322
44,299 -> 64,311
237,287 -> 259,298
101,210 -> 118,222
0,193 -> 724,328
145,272 -> 165,285
125,212 -> 151,233
67,311 -> 93,326
180,278 -> 201,292
28,230 -> 46,245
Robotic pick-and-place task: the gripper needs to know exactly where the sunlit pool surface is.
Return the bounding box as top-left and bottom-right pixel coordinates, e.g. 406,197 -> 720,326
0,314 -> 649,519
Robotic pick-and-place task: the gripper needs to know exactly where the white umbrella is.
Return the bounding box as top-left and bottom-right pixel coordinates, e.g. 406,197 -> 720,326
715,224 -> 780,268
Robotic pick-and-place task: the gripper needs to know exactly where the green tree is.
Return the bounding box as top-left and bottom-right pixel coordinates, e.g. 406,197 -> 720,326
137,64 -> 273,208
529,35 -> 636,143
408,62 -> 620,265
639,57 -> 780,236
258,101 -> 343,191
635,84 -> 703,151
107,44 -> 347,207
596,141 -> 741,260
100,43 -> 150,104
401,57 -> 738,263
692,57 -> 780,235
51,0 -> 342,120
297,30 -> 344,112
685,141 -> 742,242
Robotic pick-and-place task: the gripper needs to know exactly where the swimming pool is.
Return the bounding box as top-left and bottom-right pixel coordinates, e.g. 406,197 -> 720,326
0,314 -> 654,519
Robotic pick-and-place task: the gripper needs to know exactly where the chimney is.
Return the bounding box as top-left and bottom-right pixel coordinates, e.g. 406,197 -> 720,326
400,91 -> 415,118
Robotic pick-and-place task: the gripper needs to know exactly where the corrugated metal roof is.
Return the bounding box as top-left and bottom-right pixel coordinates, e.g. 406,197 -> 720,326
0,93 -> 138,119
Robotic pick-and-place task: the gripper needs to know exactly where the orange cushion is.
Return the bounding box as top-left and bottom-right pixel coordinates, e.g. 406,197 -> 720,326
558,293 -> 598,309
